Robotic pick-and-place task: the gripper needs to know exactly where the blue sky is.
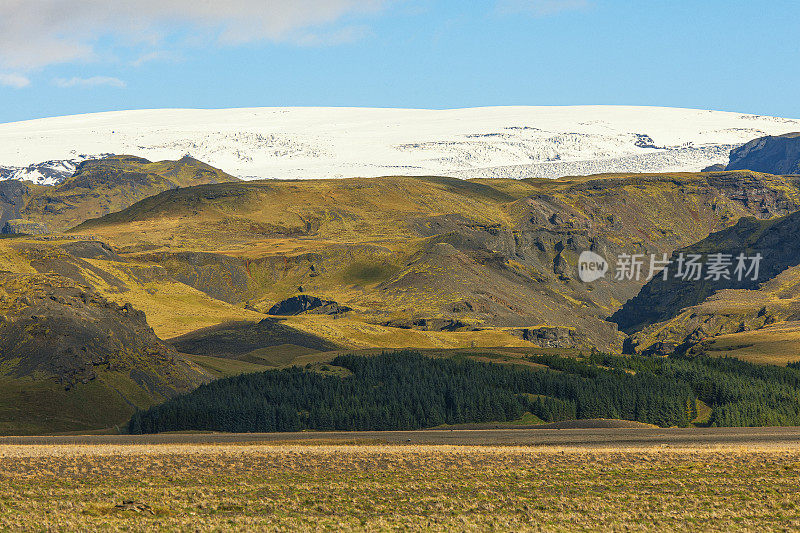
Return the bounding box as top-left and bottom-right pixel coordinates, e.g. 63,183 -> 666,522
1,1 -> 799,123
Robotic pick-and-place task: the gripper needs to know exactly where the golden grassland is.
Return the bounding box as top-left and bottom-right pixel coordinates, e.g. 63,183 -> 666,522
0,237 -> 265,339
82,258 -> 266,339
702,324 -> 800,365
1,443 -> 800,531
9,170 -> 800,357
630,264 -> 800,364
282,315 -> 536,351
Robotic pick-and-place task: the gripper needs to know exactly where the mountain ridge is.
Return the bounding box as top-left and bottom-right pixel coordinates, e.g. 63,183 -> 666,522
725,132 -> 800,175
1,154 -> 239,232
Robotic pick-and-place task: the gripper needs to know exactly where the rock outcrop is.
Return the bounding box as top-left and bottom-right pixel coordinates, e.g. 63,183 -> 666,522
268,295 -> 351,316
0,271 -> 207,391
1,219 -> 48,235
726,132 -> 800,175
509,326 -> 591,349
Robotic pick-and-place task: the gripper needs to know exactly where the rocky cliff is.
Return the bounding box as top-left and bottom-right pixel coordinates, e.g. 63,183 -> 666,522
726,132 -> 800,175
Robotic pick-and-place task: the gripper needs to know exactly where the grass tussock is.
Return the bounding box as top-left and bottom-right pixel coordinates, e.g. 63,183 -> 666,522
0,443 -> 799,531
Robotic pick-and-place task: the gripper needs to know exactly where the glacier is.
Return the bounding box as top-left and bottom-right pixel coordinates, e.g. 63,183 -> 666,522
0,105 -> 798,184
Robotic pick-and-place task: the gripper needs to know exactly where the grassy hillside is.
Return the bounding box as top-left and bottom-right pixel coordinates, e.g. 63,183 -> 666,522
615,209 -> 800,359
12,155 -> 239,232
0,271 -> 212,435
69,170 -> 800,352
75,171 -> 800,250
0,236 -> 265,339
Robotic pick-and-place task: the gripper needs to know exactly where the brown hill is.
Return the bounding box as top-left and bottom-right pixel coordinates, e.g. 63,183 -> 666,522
8,155 -> 239,232
70,170 -> 800,352
0,271 -> 211,435
613,209 -> 800,361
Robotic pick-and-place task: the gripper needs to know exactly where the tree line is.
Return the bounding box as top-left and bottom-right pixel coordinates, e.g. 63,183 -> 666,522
129,350 -> 800,434
547,352 -> 800,427
129,350 -> 702,434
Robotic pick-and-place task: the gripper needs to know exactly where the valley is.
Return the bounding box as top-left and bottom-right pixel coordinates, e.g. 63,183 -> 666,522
2,130 -> 800,435
6,3 -> 800,530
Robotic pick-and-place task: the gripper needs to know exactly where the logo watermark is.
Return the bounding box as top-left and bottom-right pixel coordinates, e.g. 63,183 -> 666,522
577,251 -> 763,283
578,251 -> 609,282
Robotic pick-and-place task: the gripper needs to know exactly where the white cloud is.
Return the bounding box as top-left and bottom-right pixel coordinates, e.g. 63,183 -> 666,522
54,76 -> 126,88
498,0 -> 590,16
292,25 -> 373,46
0,72 -> 30,88
131,50 -> 182,67
0,0 -> 389,70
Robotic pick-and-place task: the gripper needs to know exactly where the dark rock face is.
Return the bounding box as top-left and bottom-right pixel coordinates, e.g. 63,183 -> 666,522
611,210 -> 800,336
0,181 -> 32,226
141,250 -> 329,306
59,240 -> 121,261
268,295 -> 351,316
1,219 -> 48,235
702,163 -> 727,172
726,132 -> 800,174
0,272 -> 205,390
638,341 -> 679,357
142,251 -> 253,304
509,326 -> 590,349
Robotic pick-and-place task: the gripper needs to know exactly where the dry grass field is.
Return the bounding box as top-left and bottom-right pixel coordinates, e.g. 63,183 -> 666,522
701,323 -> 800,366
1,443 -> 800,531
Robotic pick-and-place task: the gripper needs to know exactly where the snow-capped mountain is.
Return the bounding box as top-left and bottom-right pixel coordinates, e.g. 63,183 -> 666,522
0,106 -> 798,184
0,157 -> 106,186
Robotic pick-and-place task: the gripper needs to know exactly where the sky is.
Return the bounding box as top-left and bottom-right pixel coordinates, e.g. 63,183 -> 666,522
1,0 -> 799,124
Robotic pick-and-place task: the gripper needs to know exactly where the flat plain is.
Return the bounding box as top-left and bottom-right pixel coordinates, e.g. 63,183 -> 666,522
2,429 -> 800,531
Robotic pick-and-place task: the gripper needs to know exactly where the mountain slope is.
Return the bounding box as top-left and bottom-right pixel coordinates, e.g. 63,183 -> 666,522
612,210 -> 800,334
0,271 -> 211,434
10,155 -> 239,231
71,170 -> 800,351
0,236 -> 267,340
1,106 -> 799,180
726,132 -> 800,175
622,264 -> 800,362
611,209 -> 800,358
